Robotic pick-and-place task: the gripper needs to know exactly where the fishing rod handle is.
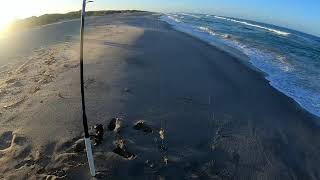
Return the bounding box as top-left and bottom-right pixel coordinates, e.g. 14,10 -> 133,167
85,137 -> 96,176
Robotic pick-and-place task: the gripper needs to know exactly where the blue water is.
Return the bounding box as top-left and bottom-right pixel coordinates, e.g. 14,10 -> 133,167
161,13 -> 320,117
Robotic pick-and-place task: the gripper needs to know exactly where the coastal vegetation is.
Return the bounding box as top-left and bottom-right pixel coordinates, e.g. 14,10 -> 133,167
9,10 -> 144,30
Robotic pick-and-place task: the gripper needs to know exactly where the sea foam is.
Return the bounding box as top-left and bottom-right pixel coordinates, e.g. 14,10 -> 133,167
161,13 -> 320,117
214,16 -> 290,36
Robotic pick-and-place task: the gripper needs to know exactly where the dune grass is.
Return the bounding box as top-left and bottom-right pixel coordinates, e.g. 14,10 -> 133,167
9,10 -> 145,30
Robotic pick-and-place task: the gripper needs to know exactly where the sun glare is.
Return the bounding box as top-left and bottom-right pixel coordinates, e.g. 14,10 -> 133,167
0,1 -> 44,34
0,0 -> 79,36
0,17 -> 12,31
0,3 -> 18,36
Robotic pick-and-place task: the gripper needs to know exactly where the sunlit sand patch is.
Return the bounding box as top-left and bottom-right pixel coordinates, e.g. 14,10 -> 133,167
0,17 -> 149,178
0,131 -> 33,176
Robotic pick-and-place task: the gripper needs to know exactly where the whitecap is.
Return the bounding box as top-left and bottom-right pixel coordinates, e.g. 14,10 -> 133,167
167,15 -> 181,23
160,14 -> 320,117
198,26 -> 216,35
214,16 -> 290,36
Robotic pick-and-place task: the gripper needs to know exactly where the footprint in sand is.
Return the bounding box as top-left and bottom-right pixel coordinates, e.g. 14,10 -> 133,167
0,131 -> 32,173
0,131 -> 14,151
38,74 -> 54,85
55,136 -> 86,154
9,81 -> 24,88
5,78 -> 16,84
30,138 -> 88,178
3,96 -> 27,109
63,62 -> 79,69
84,77 -> 96,89
0,89 -> 7,96
0,131 -> 28,152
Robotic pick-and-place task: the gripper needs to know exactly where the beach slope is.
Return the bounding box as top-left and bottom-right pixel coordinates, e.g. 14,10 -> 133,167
0,12 -> 319,179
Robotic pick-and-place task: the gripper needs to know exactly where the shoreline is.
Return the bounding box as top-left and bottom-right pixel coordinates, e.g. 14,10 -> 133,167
160,15 -> 320,121
0,12 -> 320,179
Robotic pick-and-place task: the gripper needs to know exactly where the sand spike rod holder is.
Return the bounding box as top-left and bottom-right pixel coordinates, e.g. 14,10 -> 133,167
80,0 -> 96,177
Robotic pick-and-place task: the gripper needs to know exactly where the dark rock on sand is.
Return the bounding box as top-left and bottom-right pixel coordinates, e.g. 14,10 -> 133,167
108,118 -> 117,131
113,139 -> 135,160
113,147 -> 135,160
108,118 -> 122,132
133,120 -> 153,133
124,88 -> 132,93
72,139 -> 85,153
145,160 -> 155,168
93,124 -> 104,146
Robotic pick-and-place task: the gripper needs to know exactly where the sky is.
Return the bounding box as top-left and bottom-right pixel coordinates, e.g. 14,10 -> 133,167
0,0 -> 319,37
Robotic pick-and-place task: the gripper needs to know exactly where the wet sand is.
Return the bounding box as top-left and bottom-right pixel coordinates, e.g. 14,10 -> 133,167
0,12 -> 320,179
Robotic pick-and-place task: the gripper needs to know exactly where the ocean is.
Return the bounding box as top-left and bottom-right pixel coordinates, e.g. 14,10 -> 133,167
161,13 -> 320,118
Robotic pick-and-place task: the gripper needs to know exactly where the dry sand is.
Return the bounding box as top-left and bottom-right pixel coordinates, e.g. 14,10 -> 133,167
0,12 -> 320,179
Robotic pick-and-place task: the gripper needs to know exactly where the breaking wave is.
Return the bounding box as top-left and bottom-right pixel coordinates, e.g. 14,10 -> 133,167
214,16 -> 290,36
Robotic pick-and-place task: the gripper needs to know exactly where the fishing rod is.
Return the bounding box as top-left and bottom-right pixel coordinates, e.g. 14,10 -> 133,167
80,0 -> 96,177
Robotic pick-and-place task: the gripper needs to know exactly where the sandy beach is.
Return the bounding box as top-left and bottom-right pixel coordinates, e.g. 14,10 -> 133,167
0,12 -> 320,179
